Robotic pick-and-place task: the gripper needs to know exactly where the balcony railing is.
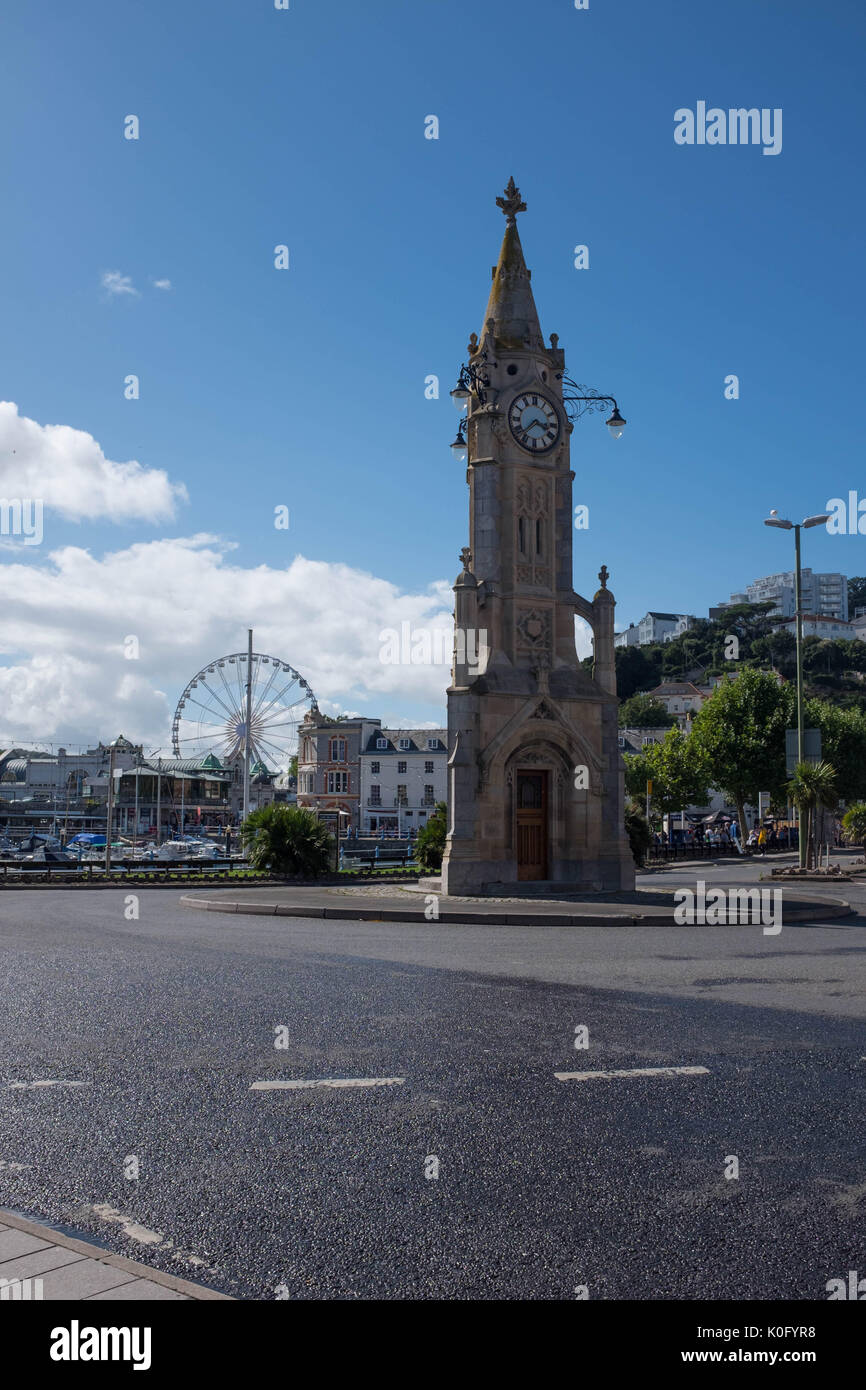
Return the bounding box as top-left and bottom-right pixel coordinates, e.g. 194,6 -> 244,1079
366,796 -> 437,808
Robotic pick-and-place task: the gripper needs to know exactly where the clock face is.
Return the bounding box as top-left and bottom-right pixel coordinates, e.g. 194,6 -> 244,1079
508,392 -> 560,453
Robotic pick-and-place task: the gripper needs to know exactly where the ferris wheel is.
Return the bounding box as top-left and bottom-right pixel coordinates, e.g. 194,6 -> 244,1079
171,648 -> 316,771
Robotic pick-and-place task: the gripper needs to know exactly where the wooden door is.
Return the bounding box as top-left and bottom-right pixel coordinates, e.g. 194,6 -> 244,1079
516,771 -> 548,880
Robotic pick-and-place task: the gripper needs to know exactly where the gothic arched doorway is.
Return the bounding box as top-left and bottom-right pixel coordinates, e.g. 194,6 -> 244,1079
515,768 -> 548,880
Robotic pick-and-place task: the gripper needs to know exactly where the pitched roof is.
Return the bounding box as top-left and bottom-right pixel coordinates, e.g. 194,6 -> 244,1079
364,728 -> 447,754
649,682 -> 706,697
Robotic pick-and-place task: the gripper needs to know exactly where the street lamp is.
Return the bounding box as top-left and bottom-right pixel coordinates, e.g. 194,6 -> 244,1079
763,508 -> 831,868
557,378 -> 627,438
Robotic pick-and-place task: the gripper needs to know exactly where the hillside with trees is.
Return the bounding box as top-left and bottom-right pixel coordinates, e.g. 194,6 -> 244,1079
581,580 -> 866,714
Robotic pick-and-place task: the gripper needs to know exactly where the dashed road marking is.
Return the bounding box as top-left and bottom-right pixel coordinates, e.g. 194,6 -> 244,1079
6,1080 -> 89,1091
90,1204 -> 163,1246
555,1065 -> 710,1082
251,1077 -> 406,1091
78,1204 -> 213,1271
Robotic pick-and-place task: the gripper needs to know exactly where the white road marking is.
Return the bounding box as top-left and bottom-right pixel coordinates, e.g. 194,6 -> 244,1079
90,1203 -> 163,1245
80,1204 -> 215,1272
7,1080 -> 89,1091
555,1065 -> 710,1082
251,1077 -> 406,1091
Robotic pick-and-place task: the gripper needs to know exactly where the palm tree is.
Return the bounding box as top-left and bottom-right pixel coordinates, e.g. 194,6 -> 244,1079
841,802 -> 866,850
787,761 -> 838,869
241,804 -> 332,877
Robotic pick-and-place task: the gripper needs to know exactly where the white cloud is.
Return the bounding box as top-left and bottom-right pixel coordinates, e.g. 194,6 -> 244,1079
0,536 -> 453,753
0,402 -> 187,524
151,278 -> 171,290
101,270 -> 139,297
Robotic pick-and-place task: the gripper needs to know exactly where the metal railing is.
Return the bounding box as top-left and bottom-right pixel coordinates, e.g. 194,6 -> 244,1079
646,841 -> 795,863
0,856 -> 250,883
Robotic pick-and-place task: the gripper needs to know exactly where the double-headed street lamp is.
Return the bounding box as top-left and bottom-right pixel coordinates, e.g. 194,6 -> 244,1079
763,508 -> 830,867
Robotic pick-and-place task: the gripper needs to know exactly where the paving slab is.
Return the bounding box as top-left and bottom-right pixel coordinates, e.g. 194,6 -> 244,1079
38,1259 -> 138,1300
0,1209 -> 232,1301
0,1245 -> 84,1280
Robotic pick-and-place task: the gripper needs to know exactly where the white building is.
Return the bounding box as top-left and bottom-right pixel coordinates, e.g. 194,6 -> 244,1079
0,736 -> 142,799
641,612 -> 686,645
720,570 -> 848,622
772,613 -> 858,641
359,728 -> 447,834
646,681 -> 710,726
615,613 -> 693,648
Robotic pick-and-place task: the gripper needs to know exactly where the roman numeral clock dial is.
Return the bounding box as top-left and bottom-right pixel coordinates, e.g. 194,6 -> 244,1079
508,392 -> 560,454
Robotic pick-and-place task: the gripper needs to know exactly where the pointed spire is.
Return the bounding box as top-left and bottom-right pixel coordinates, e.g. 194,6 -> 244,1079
481,178 -> 544,352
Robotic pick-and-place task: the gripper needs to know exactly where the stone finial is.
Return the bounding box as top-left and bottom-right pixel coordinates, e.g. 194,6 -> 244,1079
496,176 -> 526,225
460,546 -> 472,571
598,564 -> 609,589
550,333 -> 559,349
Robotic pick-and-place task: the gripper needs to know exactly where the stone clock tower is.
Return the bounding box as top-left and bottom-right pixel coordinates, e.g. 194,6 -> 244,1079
440,179 -> 634,895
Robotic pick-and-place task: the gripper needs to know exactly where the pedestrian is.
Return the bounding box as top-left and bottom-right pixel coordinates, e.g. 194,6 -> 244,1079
757,826 -> 767,856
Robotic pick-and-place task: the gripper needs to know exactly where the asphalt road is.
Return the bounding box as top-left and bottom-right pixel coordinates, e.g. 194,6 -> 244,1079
1,870 -> 864,1300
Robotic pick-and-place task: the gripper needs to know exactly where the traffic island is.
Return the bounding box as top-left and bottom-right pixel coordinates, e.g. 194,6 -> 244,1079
181,880 -> 856,928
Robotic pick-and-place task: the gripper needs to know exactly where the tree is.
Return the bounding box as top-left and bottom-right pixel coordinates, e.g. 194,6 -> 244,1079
804,699 -> 866,804
615,645 -> 663,700
415,801 -> 447,872
623,728 -> 711,820
847,576 -> 866,614
690,668 -> 794,840
750,629 -> 797,679
787,761 -> 838,869
841,802 -> 866,848
240,804 -> 332,876
623,748 -> 653,803
617,693 -> 674,728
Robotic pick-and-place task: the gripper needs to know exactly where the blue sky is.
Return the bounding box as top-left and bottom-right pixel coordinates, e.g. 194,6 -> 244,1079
1,0 -> 865,750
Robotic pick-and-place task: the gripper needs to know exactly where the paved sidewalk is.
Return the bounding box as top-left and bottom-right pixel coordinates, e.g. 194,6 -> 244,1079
0,1210 -> 231,1300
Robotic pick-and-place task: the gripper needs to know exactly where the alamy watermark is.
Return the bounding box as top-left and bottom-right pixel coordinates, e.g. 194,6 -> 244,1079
0,498 -> 43,545
675,104 -> 782,156
826,1270 -> 866,1299
674,880 -> 782,935
0,1276 -> 43,1300
825,492 -> 866,535
379,622 -> 488,675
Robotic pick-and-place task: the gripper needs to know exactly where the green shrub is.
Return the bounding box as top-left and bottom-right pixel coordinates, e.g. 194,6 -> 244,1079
240,804 -> 332,877
415,801 -> 447,872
